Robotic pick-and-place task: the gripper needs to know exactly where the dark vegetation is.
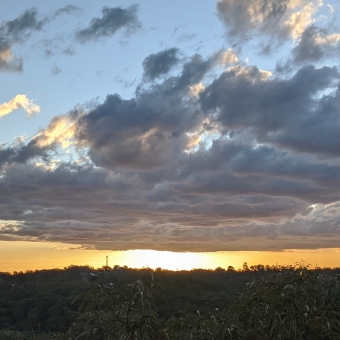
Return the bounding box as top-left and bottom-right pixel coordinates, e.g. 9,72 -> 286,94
0,263 -> 339,339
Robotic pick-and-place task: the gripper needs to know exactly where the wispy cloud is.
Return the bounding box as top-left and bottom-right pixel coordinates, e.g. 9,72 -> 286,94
0,8 -> 44,72
0,5 -> 80,71
51,5 -> 81,19
75,5 -> 141,43
0,48 -> 22,72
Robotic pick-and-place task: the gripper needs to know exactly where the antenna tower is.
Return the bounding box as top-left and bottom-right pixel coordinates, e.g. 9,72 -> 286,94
106,255 -> 108,267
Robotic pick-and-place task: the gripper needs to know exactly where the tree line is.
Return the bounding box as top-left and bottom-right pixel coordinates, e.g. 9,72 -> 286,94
0,263 -> 339,339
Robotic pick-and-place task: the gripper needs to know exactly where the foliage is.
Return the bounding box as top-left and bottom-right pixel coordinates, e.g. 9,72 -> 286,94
1,265 -> 340,339
66,267 -> 340,339
225,268 -> 340,339
67,277 -> 161,339
0,329 -> 28,339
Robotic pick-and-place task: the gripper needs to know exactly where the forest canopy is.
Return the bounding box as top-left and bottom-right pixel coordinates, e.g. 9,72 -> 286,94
0,263 -> 340,339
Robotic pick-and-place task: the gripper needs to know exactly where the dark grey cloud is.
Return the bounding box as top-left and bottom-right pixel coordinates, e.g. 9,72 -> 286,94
142,48 -> 179,80
200,64 -> 340,156
292,25 -> 340,64
292,26 -> 326,63
176,54 -> 213,88
1,155 -> 340,252
74,50 -> 235,171
0,114 -> 75,167
75,92 -> 196,169
74,52 -> 222,170
0,8 -> 44,40
75,5 -> 140,43
0,147 -> 16,167
0,8 -> 44,71
0,140 -> 50,167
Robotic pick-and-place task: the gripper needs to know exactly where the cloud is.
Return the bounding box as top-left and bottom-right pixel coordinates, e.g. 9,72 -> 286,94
52,65 -> 61,75
51,5 -> 81,19
74,50 -> 238,170
0,140 -> 46,167
75,92 -> 196,169
0,8 -> 44,72
75,5 -> 141,43
142,48 -> 180,80
0,113 -> 76,167
34,114 -> 76,149
216,0 -> 322,50
0,56 -> 339,252
292,25 -> 340,63
0,157 -> 339,251
0,140 -> 339,251
285,0 -> 321,41
0,151 -> 340,252
37,37 -> 76,58
0,8 -> 43,40
0,48 -> 23,72
0,5 -> 82,70
215,48 -> 238,65
200,64 -> 340,156
0,94 -> 40,118
73,52 -> 229,170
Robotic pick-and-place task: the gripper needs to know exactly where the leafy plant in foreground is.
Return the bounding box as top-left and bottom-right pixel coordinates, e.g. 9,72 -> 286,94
226,269 -> 340,339
67,278 -> 161,339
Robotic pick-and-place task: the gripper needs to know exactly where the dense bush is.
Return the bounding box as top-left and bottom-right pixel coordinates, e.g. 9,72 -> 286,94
226,269 -> 340,339
66,268 -> 340,339
1,266 -> 340,339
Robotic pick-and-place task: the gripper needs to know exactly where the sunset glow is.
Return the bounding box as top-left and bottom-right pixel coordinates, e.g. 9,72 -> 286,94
0,241 -> 339,274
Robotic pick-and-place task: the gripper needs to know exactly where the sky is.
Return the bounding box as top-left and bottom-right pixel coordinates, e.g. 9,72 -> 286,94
1,0 -> 340,272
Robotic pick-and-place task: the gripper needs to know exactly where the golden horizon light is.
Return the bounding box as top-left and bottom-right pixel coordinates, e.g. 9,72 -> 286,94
0,241 -> 338,274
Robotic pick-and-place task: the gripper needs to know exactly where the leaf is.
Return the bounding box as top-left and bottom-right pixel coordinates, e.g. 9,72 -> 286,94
75,330 -> 90,340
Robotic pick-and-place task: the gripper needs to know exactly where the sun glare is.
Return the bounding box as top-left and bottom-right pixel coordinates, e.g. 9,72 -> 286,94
119,250 -> 212,271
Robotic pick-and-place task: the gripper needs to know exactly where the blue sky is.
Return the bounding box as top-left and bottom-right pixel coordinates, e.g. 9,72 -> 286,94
1,0 -> 340,255
0,1 -> 230,143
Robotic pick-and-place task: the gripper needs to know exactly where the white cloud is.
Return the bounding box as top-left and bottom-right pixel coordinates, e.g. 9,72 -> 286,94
314,32 -> 340,45
34,115 -> 76,149
189,82 -> 205,97
217,48 -> 238,65
0,94 -> 40,118
285,0 -> 322,40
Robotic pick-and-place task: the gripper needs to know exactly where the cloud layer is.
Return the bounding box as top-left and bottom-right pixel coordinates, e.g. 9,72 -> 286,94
1,52 -> 340,251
